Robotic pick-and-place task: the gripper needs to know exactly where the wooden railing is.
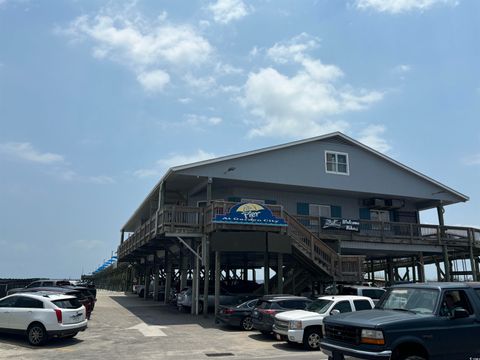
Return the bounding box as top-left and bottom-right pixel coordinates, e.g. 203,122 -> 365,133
294,215 -> 480,247
118,205 -> 203,259
118,204 -> 480,268
284,212 -> 337,275
158,205 -> 203,234
284,212 -> 364,281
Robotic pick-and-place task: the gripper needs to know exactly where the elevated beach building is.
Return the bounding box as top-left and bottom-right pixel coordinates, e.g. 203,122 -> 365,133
117,132 -> 479,315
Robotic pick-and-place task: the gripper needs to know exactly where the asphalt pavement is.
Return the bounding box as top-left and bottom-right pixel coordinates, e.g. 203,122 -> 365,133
0,291 -> 329,360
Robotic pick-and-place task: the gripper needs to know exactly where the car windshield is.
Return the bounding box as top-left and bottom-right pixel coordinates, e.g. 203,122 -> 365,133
237,299 -> 257,309
306,299 -> 333,314
378,288 -> 439,314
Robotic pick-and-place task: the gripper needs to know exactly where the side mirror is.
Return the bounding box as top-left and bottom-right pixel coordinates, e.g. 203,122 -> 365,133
452,308 -> 469,319
330,309 -> 340,316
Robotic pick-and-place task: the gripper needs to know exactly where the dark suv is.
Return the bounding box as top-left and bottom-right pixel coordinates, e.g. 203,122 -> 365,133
320,282 -> 480,360
252,295 -> 312,335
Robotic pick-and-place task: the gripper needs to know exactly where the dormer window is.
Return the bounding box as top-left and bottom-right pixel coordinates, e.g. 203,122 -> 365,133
325,151 -> 349,175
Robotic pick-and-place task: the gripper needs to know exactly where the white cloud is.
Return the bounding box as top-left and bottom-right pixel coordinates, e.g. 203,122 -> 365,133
241,34 -> 384,138
0,141 -> 114,184
60,9 -> 213,92
355,0 -> 458,13
358,124 -> 392,153
267,33 -> 320,64
249,46 -> 259,58
134,150 -> 217,178
208,0 -> 250,24
463,154 -> 480,166
393,64 -> 411,73
137,69 -> 170,92
0,142 -> 64,164
183,73 -> 217,94
215,62 -> 243,75
392,64 -> 412,80
185,114 -> 222,126
178,97 -> 192,104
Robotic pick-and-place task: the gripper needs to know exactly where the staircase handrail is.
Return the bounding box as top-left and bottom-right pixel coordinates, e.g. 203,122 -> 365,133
283,211 -> 340,277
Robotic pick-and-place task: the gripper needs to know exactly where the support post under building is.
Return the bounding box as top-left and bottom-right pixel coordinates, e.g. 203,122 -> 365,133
264,234 -> 269,295
203,235 -> 210,317
180,248 -> 188,290
277,253 -> 284,294
164,252 -> 172,305
437,205 -> 451,282
215,251 -> 221,317
153,262 -> 160,301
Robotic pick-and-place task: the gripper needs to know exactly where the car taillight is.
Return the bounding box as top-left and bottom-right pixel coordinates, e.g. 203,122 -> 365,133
259,309 -> 277,315
223,308 -> 235,314
54,309 -> 62,323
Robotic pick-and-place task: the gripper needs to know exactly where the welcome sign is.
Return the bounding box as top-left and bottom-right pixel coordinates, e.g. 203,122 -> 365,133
321,217 -> 360,232
213,203 -> 287,226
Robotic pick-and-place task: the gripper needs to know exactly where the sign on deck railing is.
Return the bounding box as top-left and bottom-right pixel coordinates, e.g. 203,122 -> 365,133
322,218 -> 360,232
213,203 -> 287,226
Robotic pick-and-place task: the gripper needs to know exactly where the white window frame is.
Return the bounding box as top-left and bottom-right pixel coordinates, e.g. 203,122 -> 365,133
309,204 -> 331,227
309,204 -> 331,218
325,150 -> 350,175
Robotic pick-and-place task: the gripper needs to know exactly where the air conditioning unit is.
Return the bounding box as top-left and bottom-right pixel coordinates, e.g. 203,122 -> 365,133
384,199 -> 404,209
363,198 -> 385,208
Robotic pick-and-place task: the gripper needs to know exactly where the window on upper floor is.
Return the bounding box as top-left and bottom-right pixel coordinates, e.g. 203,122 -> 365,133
325,151 -> 349,175
309,204 -> 331,218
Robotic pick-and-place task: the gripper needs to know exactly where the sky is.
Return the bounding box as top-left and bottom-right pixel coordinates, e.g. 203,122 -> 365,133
0,0 -> 479,279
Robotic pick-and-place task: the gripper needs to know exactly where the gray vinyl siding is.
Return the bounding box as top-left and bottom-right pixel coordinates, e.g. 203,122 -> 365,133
177,137 -> 462,204
187,186 -> 420,223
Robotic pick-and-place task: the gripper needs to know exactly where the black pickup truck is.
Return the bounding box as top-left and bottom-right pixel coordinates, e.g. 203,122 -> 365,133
320,282 -> 480,360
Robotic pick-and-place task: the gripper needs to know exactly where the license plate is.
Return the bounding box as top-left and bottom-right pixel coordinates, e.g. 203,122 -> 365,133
275,334 -> 282,340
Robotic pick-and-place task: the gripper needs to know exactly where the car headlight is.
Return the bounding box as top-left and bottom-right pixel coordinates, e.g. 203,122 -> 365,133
361,329 -> 385,345
288,320 -> 303,330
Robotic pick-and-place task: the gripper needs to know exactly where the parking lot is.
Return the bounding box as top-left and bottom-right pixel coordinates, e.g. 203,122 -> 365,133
0,291 -> 327,360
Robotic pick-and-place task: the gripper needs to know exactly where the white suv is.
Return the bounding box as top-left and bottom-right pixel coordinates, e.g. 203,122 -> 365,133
0,293 -> 88,345
273,295 -> 374,350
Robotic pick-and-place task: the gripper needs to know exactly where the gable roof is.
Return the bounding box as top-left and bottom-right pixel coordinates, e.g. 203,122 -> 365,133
168,132 -> 468,201
122,132 -> 468,230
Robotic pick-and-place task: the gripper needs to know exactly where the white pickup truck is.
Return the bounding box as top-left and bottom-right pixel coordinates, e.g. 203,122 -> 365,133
273,295 -> 375,350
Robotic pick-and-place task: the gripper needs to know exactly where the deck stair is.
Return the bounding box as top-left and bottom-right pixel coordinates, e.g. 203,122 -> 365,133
284,211 -> 364,282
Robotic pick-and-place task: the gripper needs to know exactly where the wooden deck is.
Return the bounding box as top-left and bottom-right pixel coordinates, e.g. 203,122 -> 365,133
295,215 -> 480,248
117,202 -> 480,282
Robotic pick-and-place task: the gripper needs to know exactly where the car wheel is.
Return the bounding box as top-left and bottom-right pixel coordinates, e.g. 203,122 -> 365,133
198,302 -> 204,314
303,328 -> 322,350
138,290 -> 144,298
241,316 -> 253,331
27,323 -> 47,346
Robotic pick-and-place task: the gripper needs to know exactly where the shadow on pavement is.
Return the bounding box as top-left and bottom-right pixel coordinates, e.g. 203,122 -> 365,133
248,333 -> 278,342
110,295 -> 217,328
272,342 -> 308,352
0,333 -> 83,349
